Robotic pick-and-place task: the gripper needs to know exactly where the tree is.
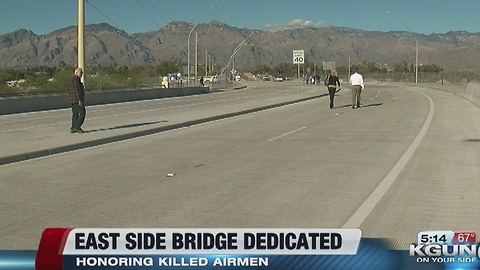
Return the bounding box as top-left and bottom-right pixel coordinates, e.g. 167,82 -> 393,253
46,70 -> 72,91
0,70 -> 13,84
253,65 -> 272,75
273,63 -> 296,78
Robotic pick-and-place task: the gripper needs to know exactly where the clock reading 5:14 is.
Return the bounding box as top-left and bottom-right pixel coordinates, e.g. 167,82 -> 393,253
417,231 -> 454,244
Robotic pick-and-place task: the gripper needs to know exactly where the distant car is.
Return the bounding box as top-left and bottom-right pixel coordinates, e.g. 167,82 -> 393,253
203,76 -> 218,83
203,76 -> 212,83
274,77 -> 284,82
262,76 -> 270,81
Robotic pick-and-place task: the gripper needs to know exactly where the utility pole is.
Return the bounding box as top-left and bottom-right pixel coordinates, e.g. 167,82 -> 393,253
387,11 -> 418,83
78,0 -> 85,82
348,54 -> 351,76
209,53 -> 214,75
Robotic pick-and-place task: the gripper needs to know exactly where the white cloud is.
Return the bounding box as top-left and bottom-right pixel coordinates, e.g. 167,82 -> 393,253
264,19 -> 327,32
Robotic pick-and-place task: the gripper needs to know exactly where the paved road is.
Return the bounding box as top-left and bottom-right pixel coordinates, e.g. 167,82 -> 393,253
1,81 -> 479,251
0,81 -> 319,165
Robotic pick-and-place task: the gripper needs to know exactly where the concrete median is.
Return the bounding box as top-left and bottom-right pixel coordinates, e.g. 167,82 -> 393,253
0,86 -> 205,115
465,82 -> 480,108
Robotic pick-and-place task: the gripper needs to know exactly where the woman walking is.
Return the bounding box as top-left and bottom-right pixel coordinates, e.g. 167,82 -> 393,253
325,70 -> 341,109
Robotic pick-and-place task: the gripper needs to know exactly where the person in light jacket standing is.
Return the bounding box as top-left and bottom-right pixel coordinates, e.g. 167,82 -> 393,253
349,68 -> 364,109
68,68 -> 86,133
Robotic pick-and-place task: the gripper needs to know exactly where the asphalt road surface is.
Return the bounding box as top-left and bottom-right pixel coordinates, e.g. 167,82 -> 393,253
1,81 -> 479,251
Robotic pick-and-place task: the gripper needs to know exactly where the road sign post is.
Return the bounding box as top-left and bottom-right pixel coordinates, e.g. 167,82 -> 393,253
293,50 -> 304,95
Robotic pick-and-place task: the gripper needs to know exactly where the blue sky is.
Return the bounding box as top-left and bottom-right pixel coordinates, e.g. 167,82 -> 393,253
0,0 -> 479,36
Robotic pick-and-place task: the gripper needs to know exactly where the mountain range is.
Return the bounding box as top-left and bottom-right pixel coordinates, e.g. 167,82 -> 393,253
1,20 -> 479,71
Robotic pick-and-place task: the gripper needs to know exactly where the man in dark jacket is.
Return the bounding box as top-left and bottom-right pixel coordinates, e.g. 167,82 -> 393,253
68,68 -> 86,133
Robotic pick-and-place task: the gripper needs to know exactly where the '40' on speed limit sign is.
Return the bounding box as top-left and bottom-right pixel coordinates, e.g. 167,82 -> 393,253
293,50 -> 304,64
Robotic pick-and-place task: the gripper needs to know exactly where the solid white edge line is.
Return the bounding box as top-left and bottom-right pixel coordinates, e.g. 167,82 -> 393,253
343,89 -> 434,228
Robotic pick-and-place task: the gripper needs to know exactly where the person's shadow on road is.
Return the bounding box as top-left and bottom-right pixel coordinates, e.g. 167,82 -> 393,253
84,121 -> 168,133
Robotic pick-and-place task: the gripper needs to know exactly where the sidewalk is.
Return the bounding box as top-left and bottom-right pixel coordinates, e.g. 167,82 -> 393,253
0,83 -> 324,166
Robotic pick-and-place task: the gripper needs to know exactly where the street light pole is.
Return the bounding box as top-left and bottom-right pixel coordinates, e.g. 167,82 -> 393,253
187,23 -> 199,86
387,11 -> 418,83
187,0 -> 218,86
230,41 -> 247,89
78,0 -> 85,83
221,32 -> 253,76
415,39 -> 418,83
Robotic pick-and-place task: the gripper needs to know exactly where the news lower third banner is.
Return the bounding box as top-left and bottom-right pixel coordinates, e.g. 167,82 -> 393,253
0,228 -> 479,270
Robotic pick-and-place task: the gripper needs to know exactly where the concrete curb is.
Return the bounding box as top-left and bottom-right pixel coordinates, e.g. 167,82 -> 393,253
0,94 -> 320,166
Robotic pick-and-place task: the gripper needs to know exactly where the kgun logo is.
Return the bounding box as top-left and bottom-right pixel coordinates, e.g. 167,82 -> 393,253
410,244 -> 479,263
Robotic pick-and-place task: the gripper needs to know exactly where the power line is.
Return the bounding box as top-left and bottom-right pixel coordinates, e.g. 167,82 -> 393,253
155,0 -> 173,22
147,0 -> 168,25
135,0 -> 162,30
85,0 -> 126,32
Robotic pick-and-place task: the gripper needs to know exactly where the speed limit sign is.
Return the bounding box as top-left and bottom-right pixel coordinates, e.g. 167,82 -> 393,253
293,50 -> 304,64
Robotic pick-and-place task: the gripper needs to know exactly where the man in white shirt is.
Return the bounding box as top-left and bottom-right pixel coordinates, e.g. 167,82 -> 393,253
349,68 -> 364,109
